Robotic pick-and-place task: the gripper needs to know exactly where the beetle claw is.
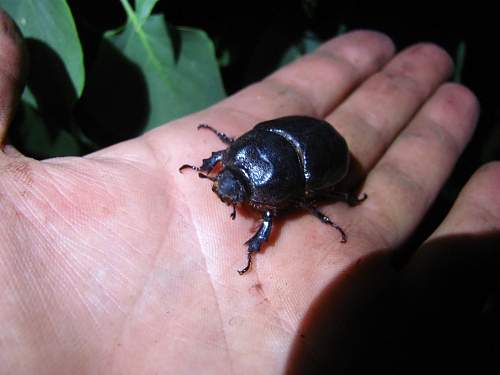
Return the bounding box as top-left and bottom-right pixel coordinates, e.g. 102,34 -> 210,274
326,218 -> 348,243
237,252 -> 252,275
179,164 -> 200,173
348,192 -> 367,206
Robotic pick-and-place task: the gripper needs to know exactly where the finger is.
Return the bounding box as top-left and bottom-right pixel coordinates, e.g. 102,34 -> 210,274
427,162 -> 500,238
418,163 -> 500,307
328,43 -> 453,176
0,9 -> 26,144
410,162 -> 500,292
217,31 -> 395,121
399,163 -> 500,359
360,83 -> 479,246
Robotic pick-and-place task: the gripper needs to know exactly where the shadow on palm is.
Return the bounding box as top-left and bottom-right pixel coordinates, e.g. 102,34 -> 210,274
285,231 -> 500,374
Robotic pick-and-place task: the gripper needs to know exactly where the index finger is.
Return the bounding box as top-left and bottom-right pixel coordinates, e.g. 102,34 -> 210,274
0,9 -> 26,144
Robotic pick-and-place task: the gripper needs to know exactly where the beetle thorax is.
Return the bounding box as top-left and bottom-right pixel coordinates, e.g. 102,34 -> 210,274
213,169 -> 249,206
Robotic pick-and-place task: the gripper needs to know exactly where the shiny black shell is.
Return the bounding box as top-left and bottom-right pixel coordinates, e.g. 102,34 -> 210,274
223,116 -> 349,208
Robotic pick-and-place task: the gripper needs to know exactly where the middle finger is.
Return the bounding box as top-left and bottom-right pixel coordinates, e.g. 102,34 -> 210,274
327,43 -> 453,176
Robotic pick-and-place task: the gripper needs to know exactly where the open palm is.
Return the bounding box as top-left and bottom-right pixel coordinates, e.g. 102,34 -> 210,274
2,11 -> 499,375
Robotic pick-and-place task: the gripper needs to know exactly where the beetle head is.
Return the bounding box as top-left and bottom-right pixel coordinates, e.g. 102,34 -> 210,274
213,169 -> 248,206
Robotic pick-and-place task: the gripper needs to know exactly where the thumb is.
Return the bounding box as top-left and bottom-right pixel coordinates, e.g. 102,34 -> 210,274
0,8 -> 27,144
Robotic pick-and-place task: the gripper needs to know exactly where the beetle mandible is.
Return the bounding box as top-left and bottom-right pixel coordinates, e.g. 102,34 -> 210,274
179,115 -> 366,275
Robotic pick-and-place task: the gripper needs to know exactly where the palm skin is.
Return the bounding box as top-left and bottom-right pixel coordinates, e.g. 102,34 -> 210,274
1,10 -> 499,375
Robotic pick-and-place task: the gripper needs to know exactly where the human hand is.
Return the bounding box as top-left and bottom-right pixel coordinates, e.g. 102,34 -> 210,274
1,9 -> 498,374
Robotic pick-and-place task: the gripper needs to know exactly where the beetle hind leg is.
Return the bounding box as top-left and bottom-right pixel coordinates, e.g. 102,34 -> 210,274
198,124 -> 234,145
238,210 -> 273,275
326,191 -> 368,206
302,204 -> 347,243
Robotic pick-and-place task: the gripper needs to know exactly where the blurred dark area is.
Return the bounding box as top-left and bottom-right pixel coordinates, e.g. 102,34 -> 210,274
67,0 -> 498,244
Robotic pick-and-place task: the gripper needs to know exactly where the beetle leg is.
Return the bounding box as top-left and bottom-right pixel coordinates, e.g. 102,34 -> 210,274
179,150 -> 225,174
238,210 -> 273,275
326,191 -> 368,206
302,204 -> 347,243
198,124 -> 234,145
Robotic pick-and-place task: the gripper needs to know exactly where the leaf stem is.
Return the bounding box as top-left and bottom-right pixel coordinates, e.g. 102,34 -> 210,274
118,0 -> 165,78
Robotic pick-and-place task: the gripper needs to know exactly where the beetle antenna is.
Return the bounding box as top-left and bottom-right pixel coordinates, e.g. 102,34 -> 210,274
230,204 -> 236,220
198,172 -> 215,181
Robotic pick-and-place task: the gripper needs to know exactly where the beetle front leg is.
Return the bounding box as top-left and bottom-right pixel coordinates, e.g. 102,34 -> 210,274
198,124 -> 234,145
179,150 -> 225,174
238,210 -> 273,275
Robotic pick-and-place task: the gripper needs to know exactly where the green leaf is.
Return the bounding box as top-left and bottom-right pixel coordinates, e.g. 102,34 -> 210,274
2,0 -> 85,159
133,0 -> 160,24
453,41 -> 466,83
1,0 -> 85,106
79,5 -> 225,145
9,103 -> 82,158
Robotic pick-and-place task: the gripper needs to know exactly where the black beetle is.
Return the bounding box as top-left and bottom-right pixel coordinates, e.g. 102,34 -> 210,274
180,115 -> 366,274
